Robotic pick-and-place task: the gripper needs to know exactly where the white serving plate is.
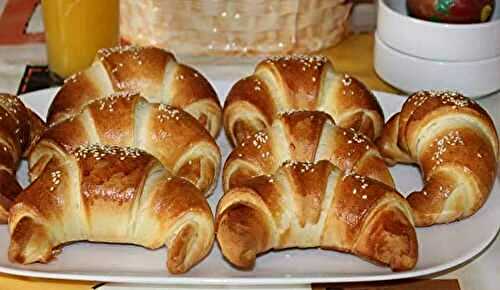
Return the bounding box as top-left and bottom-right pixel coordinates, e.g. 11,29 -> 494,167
0,81 -> 499,285
374,32 -> 500,98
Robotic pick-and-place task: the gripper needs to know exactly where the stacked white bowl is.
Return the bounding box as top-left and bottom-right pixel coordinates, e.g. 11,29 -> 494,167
375,0 -> 500,98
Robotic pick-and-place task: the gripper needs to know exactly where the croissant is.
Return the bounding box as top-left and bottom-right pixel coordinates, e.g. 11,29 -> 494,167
29,92 -> 220,196
216,160 -> 418,271
376,91 -> 499,226
9,144 -> 214,274
223,55 -> 384,146
223,111 -> 394,191
47,46 -> 222,137
0,93 -> 45,223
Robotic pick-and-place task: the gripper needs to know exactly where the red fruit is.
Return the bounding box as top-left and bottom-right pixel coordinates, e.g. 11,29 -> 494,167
407,0 -> 496,23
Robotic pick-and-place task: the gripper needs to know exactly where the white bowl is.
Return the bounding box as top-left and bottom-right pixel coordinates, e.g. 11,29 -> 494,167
374,32 -> 500,98
377,0 -> 500,62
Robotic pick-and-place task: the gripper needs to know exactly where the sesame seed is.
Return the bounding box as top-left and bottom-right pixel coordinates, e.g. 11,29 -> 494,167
411,90 -> 472,108
282,160 -> 318,173
97,46 -> 143,59
264,55 -> 327,65
64,72 -> 81,84
431,130 -> 464,168
253,131 -> 268,145
342,168 -> 355,179
342,75 -> 352,86
72,144 -> 144,161
348,128 -> 367,144
157,104 -> 181,122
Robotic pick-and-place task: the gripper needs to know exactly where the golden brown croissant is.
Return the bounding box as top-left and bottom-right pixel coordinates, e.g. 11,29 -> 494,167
47,46 -> 222,137
9,144 -> 214,274
216,160 -> 418,271
223,111 -> 394,191
376,91 -> 499,226
0,93 -> 45,223
29,92 -> 220,196
223,55 -> 384,146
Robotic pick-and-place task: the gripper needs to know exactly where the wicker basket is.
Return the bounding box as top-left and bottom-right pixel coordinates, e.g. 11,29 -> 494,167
120,0 -> 353,57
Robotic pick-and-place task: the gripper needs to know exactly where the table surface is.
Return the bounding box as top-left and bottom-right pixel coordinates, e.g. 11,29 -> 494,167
0,32 -> 499,289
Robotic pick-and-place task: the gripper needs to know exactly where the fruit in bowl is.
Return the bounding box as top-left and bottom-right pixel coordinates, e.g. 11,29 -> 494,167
407,0 -> 495,23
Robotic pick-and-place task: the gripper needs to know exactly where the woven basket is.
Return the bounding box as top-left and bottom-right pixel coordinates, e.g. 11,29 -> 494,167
120,0 -> 353,57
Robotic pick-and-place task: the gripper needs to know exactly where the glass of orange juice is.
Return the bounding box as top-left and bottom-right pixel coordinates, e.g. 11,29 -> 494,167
42,0 -> 119,79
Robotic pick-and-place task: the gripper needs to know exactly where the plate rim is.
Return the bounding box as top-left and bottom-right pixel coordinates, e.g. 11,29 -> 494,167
0,87 -> 497,285
0,230 -> 497,286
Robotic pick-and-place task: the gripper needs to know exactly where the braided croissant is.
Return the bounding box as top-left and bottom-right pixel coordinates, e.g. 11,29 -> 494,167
216,160 -> 418,271
376,91 -> 499,226
48,46 -> 222,137
0,94 -> 45,222
223,55 -> 384,146
9,144 -> 214,274
29,92 -> 220,196
223,111 -> 394,191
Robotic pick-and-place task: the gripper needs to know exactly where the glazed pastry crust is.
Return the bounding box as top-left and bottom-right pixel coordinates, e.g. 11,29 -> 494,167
9,144 -> 214,274
48,46 -> 222,137
216,160 -> 417,271
223,55 -> 384,146
376,91 -> 499,226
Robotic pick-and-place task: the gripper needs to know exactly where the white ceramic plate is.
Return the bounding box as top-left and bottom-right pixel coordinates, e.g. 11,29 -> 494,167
0,81 -> 499,285
374,33 -> 500,98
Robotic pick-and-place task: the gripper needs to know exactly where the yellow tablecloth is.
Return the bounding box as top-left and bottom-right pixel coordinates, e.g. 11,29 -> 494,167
0,32 -> 397,289
327,33 -> 398,94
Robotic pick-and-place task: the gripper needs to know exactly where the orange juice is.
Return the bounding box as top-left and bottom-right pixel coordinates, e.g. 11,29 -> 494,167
42,0 -> 119,78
